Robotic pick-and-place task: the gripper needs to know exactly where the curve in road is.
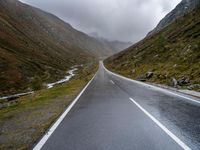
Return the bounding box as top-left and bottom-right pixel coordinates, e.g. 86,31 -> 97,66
34,62 -> 200,150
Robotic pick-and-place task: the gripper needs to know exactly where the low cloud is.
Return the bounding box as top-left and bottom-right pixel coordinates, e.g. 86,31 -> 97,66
20,0 -> 181,42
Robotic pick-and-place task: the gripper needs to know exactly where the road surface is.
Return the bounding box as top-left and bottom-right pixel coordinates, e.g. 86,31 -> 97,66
35,62 -> 200,150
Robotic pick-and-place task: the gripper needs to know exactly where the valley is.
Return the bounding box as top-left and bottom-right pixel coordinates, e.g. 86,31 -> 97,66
0,0 -> 200,149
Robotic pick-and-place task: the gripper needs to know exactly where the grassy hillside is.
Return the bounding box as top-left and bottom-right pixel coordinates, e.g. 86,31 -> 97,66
0,63 -> 98,150
0,0 -> 109,96
105,7 -> 200,91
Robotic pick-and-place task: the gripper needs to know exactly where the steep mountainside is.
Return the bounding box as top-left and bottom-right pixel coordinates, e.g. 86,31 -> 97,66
148,0 -> 200,36
0,0 -> 111,96
105,6 -> 200,91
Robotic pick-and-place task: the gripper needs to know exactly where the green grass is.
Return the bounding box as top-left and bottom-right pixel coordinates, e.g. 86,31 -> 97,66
0,63 -> 98,150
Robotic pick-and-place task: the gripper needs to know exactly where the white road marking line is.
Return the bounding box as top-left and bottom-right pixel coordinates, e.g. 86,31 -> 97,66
33,71 -> 98,150
110,80 -> 115,84
129,97 -> 191,150
102,62 -> 200,104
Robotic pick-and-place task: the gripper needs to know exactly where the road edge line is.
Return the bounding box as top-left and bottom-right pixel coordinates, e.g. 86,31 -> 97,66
102,62 -> 200,104
33,70 -> 98,150
129,97 -> 191,150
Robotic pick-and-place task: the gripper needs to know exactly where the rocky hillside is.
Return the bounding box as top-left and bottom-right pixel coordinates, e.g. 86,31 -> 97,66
105,6 -> 200,91
148,0 -> 200,36
0,0 -> 112,96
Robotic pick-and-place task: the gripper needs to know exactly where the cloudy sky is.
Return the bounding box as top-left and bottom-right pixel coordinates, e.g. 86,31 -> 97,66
19,0 -> 181,42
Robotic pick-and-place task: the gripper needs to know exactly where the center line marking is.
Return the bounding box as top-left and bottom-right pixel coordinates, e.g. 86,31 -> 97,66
110,80 -> 115,84
129,97 -> 191,150
102,62 -> 200,105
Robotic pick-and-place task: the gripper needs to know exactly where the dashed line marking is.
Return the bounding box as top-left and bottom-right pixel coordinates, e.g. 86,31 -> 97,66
129,97 -> 191,150
110,80 -> 115,84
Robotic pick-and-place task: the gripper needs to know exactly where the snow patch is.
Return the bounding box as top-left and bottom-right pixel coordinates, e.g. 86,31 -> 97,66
47,68 -> 78,89
0,91 -> 34,100
0,66 -> 79,100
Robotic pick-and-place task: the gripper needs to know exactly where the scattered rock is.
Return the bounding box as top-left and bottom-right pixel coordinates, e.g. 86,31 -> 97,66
173,64 -> 177,68
187,84 -> 200,90
132,69 -> 136,74
137,75 -> 146,82
177,76 -> 190,86
154,54 -> 159,58
146,72 -> 154,79
172,78 -> 178,87
157,74 -> 167,79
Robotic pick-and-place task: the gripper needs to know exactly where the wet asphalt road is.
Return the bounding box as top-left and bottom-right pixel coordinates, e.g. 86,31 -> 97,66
40,62 -> 200,150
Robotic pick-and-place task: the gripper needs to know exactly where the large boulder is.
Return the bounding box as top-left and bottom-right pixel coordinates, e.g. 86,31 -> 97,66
188,84 -> 200,90
146,72 -> 154,79
172,78 -> 178,87
177,76 -> 190,86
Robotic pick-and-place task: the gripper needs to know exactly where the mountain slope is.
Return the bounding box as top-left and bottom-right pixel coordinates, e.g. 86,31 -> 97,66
148,0 -> 200,36
0,0 -> 111,96
94,38 -> 131,54
89,33 -> 132,54
105,6 -> 200,91
108,40 -> 132,53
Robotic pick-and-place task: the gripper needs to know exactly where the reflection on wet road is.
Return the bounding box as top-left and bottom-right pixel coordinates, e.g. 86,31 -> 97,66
37,62 -> 200,150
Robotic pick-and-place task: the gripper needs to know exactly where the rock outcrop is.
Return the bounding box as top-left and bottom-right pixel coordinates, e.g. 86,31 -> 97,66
148,0 -> 200,36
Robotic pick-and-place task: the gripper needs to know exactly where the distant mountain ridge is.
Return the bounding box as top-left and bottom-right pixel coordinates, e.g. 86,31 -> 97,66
107,40 -> 132,53
0,0 -> 114,96
94,38 -> 132,54
148,0 -> 200,36
89,33 -> 132,54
